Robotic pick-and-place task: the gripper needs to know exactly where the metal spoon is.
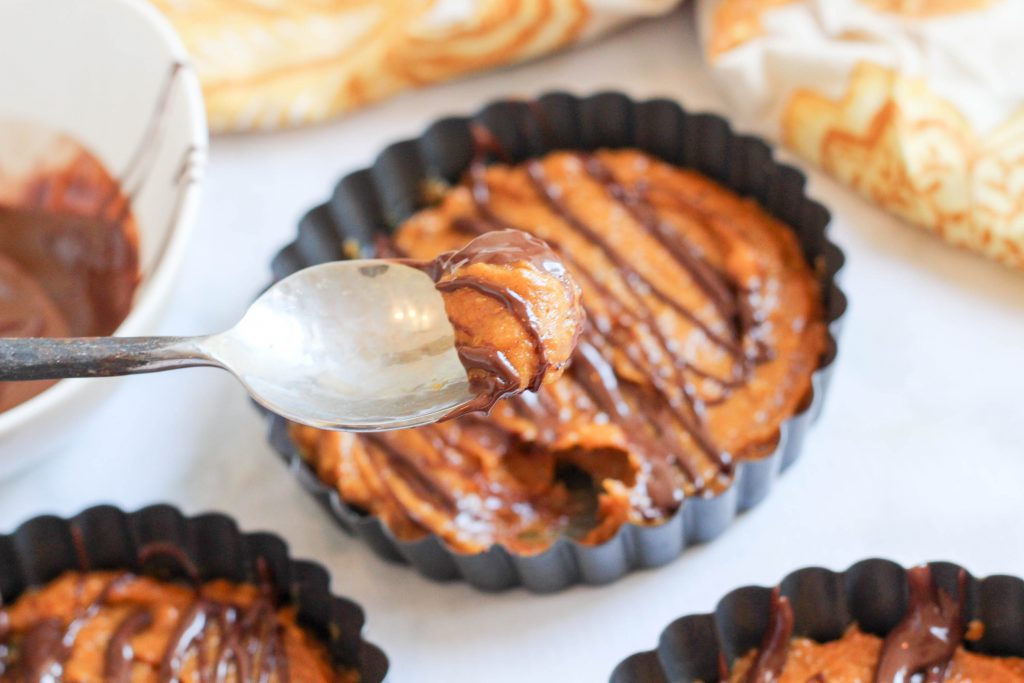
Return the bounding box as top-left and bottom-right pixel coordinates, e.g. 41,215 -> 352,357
0,261 -> 475,431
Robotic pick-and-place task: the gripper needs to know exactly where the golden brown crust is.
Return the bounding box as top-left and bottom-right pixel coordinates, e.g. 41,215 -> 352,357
294,149 -> 826,554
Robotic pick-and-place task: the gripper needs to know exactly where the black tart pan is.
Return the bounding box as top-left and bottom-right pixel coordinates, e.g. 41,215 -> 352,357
611,558 -> 1024,682
266,91 -> 848,592
0,504 -> 389,681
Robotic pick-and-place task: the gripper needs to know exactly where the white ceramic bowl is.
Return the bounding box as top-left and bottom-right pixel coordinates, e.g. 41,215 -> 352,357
0,0 -> 207,475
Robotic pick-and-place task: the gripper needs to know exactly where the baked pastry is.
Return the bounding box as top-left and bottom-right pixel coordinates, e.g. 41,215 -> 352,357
292,146 -> 827,554
700,0 -> 1024,270
0,569 -> 354,682
147,1 -> 682,132
729,566 -> 1024,682
421,228 -> 584,414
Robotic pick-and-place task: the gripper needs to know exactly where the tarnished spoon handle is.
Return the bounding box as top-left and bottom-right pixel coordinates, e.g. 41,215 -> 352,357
0,336 -> 219,381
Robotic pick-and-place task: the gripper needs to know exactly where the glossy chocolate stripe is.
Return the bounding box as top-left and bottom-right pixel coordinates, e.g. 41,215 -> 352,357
435,274 -> 549,390
743,587 -> 794,683
569,336 -> 701,495
874,566 -> 966,683
19,618 -> 66,680
364,433 -> 460,514
159,602 -> 210,680
104,608 -> 153,682
444,343 -> 522,418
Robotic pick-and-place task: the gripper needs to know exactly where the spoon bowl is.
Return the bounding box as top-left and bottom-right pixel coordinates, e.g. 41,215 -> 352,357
212,260 -> 474,430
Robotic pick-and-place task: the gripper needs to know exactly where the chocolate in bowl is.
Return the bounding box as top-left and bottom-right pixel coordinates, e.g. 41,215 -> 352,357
0,125 -> 141,412
266,92 -> 848,592
0,504 -> 389,682
610,560 -> 1024,683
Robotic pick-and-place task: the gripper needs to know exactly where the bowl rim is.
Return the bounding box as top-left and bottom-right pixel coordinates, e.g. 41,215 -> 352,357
0,0 -> 208,437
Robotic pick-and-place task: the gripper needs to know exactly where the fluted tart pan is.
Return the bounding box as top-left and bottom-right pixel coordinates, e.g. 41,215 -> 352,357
0,504 -> 389,681
266,91 -> 848,592
610,558 -> 1024,682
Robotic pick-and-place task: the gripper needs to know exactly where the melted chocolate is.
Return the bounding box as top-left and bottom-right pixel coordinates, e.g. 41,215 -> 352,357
0,63 -> 190,414
104,608 -> 153,681
0,204 -> 138,413
874,566 -> 967,683
743,587 -> 795,683
0,545 -> 293,682
433,227 -> 568,273
0,207 -> 136,339
440,328 -> 528,418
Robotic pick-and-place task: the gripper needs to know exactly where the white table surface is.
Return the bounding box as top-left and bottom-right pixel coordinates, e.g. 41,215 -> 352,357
2,6 -> 1022,682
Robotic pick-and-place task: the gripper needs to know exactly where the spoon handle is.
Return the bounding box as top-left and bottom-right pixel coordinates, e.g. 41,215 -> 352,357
0,336 -> 219,381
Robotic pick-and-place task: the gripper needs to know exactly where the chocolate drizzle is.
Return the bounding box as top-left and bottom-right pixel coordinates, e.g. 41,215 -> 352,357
0,545 -> 292,682
104,608 -> 153,681
438,274 -> 544,379
743,587 -> 795,683
521,156 -> 731,475
415,228 -> 582,418
874,566 -> 967,683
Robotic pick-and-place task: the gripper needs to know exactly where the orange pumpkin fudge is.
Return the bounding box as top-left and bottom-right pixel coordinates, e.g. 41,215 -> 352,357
294,148 -> 827,554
